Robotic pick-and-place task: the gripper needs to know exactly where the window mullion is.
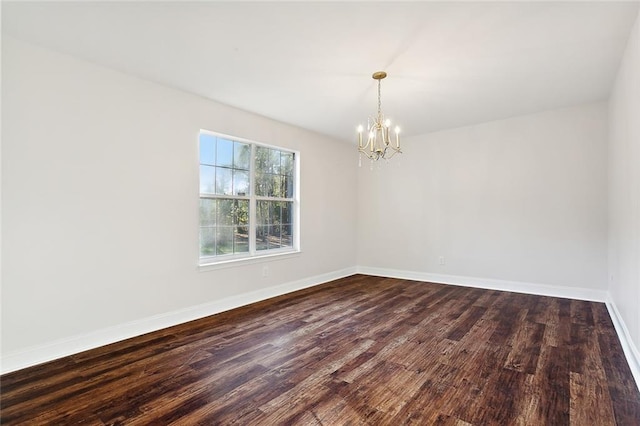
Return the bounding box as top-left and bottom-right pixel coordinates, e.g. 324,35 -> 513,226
255,196 -> 294,202
201,193 -> 249,201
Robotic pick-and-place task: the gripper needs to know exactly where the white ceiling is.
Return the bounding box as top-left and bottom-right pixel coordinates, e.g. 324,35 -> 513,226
3,1 -> 639,143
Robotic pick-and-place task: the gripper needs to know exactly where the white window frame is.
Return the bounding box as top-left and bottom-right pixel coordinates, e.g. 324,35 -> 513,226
198,130 -> 300,268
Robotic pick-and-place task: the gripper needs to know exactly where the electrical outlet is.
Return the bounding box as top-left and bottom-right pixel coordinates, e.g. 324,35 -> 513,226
439,256 -> 446,266
262,265 -> 269,277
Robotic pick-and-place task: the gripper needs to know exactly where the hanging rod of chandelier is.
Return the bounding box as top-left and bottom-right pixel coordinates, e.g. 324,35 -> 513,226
357,71 -> 402,162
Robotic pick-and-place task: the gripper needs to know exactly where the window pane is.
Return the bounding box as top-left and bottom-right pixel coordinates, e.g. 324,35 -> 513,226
257,200 -> 269,225
255,146 -> 269,172
235,200 -> 249,226
283,175 -> 293,198
270,149 -> 281,174
200,198 -> 216,226
200,165 -> 215,194
268,225 -> 281,249
281,152 -> 293,176
255,147 -> 269,197
256,225 -> 269,251
282,224 -> 293,247
233,170 -> 249,196
216,227 -> 234,255
282,202 -> 292,224
255,172 -> 272,197
217,199 -> 234,226
216,138 -> 234,167
234,227 -> 249,253
215,167 -> 233,195
270,201 -> 282,225
200,227 -> 215,256
256,175 -> 271,197
271,174 -> 284,198
234,142 -> 250,170
199,133 -> 216,166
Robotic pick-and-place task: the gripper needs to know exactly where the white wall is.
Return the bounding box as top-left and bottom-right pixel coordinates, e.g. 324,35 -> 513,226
1,37 -> 357,371
358,102 -> 608,293
608,8 -> 640,370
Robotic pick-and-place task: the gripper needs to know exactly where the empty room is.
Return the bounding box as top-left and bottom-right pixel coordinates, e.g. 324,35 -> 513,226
1,1 -> 639,424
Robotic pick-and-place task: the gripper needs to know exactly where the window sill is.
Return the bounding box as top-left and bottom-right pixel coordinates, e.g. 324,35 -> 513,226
198,249 -> 301,272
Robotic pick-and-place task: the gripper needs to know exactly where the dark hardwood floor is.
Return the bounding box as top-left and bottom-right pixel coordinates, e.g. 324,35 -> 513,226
2,274 -> 639,425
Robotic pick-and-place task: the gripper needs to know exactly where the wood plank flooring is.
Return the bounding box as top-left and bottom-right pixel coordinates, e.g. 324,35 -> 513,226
2,274 -> 639,425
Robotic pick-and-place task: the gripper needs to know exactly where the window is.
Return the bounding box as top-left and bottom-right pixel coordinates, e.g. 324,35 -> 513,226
199,131 -> 298,264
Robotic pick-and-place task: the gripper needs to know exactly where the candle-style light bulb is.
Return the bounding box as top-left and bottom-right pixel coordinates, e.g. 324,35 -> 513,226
384,119 -> 391,128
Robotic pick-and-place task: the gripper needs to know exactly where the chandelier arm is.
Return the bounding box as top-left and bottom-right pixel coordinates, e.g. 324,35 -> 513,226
385,149 -> 399,160
358,148 -> 377,161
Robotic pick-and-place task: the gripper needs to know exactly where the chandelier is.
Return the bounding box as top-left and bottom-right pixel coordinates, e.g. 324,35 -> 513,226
357,71 -> 402,162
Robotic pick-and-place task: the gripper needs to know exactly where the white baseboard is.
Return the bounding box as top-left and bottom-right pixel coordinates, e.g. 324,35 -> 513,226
357,266 -> 608,302
606,298 -> 640,392
0,267 -> 357,375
